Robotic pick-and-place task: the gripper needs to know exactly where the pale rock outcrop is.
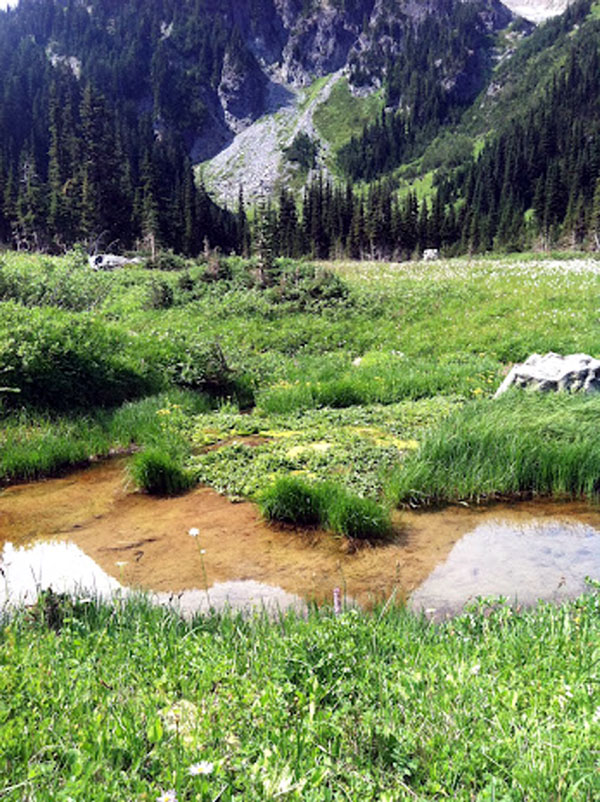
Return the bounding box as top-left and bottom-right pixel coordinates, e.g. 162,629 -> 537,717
494,352 -> 600,398
88,254 -> 140,270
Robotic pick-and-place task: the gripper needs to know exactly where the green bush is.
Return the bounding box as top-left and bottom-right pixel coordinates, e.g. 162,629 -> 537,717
267,263 -> 351,310
0,303 -> 162,410
145,250 -> 189,271
200,256 -> 232,283
146,279 -> 175,309
0,254 -> 111,310
129,447 -> 195,496
162,337 -> 253,404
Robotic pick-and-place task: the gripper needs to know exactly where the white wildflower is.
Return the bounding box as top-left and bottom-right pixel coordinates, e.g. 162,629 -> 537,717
188,760 -> 214,776
156,791 -> 177,802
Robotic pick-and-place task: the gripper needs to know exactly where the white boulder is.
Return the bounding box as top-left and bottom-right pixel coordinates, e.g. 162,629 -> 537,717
88,253 -> 140,270
494,352 -> 600,398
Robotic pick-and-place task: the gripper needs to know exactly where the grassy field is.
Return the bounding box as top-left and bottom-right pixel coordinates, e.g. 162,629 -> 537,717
3,250 -> 600,798
313,77 -> 383,158
1,593 -> 600,800
3,251 -> 600,516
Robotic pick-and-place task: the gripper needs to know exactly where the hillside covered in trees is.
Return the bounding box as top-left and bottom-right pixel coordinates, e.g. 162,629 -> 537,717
0,0 -> 597,257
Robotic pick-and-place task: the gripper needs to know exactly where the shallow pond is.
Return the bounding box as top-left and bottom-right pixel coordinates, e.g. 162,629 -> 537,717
1,459 -> 600,616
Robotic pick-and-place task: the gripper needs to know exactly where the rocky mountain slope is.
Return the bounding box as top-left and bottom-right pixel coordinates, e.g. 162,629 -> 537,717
199,0 -> 516,201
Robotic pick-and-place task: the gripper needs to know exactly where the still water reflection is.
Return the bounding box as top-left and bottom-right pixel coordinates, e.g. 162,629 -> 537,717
410,519 -> 600,618
0,540 -> 306,615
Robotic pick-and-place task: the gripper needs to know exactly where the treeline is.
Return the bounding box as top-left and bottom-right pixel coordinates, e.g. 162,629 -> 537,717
449,11 -> 600,252
254,178 -> 455,261
0,67 -> 237,254
0,0 -> 263,253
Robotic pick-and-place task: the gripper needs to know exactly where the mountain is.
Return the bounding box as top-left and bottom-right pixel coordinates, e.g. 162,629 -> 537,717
0,0 -> 515,206
0,0 -> 597,257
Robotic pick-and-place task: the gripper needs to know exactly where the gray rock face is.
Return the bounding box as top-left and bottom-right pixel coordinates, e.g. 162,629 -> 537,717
218,45 -> 267,133
494,352 -> 600,398
279,4 -> 365,86
192,0 -> 515,158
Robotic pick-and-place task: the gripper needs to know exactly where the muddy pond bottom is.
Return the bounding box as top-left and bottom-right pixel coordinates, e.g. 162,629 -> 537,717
1,460 -> 600,616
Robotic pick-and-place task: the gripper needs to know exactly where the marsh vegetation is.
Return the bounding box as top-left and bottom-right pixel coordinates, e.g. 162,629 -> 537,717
3,250 -> 600,798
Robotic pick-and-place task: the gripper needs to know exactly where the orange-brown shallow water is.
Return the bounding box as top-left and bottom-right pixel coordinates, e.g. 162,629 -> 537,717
2,459 -> 600,614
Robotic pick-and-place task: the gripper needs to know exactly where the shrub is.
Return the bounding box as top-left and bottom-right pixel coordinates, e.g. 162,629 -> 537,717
146,279 -> 174,309
163,337 -> 253,404
200,256 -> 232,283
129,447 -> 195,496
145,250 -> 189,271
268,264 -> 351,310
0,303 -> 162,410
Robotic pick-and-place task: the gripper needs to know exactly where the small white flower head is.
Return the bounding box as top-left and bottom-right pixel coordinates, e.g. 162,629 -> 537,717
200,549 -> 206,555
156,791 -> 177,802
593,705 -> 600,723
188,760 -> 214,776
188,527 -> 200,537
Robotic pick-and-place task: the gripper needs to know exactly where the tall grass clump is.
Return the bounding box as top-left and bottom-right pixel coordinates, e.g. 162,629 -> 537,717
326,488 -> 393,539
129,446 -> 195,496
387,391 -> 600,506
258,475 -> 326,526
259,475 -> 392,540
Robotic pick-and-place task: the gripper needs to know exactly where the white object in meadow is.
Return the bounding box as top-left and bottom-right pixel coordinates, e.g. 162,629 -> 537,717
494,352 -> 600,398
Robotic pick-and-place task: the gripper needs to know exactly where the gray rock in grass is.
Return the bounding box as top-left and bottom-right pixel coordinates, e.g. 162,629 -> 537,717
494,352 -> 600,398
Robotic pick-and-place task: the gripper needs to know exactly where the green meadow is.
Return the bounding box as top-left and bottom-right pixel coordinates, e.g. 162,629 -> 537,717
2,593 -> 600,801
3,251 -> 600,516
2,250 -> 600,798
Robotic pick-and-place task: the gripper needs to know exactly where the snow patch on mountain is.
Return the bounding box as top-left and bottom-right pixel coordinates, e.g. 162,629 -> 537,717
501,0 -> 573,23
